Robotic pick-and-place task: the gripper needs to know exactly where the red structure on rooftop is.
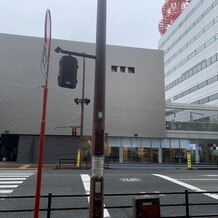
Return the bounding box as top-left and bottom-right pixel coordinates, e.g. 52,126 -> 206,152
158,0 -> 192,36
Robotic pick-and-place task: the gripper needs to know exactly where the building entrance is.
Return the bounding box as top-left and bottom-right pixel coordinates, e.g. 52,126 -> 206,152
0,134 -> 19,161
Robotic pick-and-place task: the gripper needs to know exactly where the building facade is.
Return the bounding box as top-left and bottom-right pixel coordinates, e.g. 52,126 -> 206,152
1,32 -> 216,164
1,33 -> 179,164
158,0 -> 218,163
159,0 -> 218,106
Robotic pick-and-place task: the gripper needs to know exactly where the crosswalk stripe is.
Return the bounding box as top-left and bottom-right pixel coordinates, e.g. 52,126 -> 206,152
179,179 -> 218,181
0,185 -> 18,188
0,175 -> 33,177
0,181 -> 23,184
0,190 -> 13,194
0,171 -> 35,197
0,178 -> 26,181
153,174 -> 218,201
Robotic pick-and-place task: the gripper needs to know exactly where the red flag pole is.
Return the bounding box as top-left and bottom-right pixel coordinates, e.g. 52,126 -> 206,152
34,9 -> 51,218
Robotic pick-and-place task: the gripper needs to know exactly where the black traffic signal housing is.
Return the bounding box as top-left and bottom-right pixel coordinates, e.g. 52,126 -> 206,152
72,128 -> 77,136
84,98 -> 90,105
58,55 -> 78,89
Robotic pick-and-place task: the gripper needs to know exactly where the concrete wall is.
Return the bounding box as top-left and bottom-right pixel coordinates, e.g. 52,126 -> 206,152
17,135 -> 79,163
0,34 -> 165,138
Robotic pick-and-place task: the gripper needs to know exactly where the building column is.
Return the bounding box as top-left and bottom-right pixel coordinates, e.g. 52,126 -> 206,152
119,147 -> 123,163
195,144 -> 200,164
158,148 -> 163,164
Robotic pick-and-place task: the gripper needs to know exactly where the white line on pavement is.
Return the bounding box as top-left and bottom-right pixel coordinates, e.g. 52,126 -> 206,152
153,174 -> 218,200
0,190 -> 13,194
0,185 -> 18,188
81,174 -> 111,218
0,178 -> 26,181
179,179 -> 218,181
0,181 -> 23,184
202,175 -> 218,177
0,175 -> 33,177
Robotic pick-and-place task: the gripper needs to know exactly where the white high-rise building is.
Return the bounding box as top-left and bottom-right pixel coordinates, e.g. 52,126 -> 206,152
159,0 -> 218,106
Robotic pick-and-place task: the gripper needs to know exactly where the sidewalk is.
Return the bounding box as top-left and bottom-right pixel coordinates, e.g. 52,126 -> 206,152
0,162 -> 56,170
107,162 -> 218,170
0,161 -> 217,170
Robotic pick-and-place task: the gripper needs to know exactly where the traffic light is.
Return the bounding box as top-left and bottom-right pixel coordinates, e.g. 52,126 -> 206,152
58,55 -> 78,89
84,98 -> 90,105
72,128 -> 77,136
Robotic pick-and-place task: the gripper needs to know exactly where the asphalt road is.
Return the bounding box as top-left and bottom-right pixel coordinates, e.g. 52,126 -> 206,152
0,168 -> 218,217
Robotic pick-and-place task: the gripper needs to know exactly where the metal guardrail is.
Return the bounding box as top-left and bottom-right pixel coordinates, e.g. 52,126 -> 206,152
0,190 -> 218,217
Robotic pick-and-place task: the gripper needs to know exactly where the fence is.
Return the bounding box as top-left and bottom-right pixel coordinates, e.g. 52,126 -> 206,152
0,190 -> 218,217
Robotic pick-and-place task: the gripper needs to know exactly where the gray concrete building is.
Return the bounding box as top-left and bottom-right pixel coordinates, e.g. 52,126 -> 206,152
0,33 -> 168,163
2,33 -> 217,164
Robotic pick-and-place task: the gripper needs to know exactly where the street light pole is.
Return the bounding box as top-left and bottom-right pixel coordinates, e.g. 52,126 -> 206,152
89,0 -> 107,217
78,55 -> 86,168
55,48 -> 93,169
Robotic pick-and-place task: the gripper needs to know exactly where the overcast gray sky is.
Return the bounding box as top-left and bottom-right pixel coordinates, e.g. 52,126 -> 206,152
1,0 -> 163,49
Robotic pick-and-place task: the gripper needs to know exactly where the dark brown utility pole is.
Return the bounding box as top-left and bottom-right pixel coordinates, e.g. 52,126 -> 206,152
89,0 -> 107,217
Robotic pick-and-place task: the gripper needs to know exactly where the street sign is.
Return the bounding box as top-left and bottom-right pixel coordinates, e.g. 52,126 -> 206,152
34,9 -> 52,218
40,10 -> 51,78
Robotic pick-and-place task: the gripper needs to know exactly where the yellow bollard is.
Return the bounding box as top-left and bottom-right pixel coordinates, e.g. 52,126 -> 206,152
187,152 -> 192,169
76,149 -> 81,168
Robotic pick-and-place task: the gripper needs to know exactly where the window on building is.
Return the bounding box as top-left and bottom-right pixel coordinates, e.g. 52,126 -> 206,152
196,64 -> 202,72
206,58 -> 212,66
204,20 -> 214,32
211,53 -> 217,64
128,67 -> 135,74
209,93 -> 218,102
111,66 -> 117,72
205,36 -> 215,47
120,66 -> 126,73
207,75 -> 218,84
202,5 -> 212,18
111,65 -> 135,74
183,89 -> 190,96
201,61 -> 206,70
198,80 -> 208,89
199,97 -> 209,104
195,29 -> 204,39
190,85 -> 198,93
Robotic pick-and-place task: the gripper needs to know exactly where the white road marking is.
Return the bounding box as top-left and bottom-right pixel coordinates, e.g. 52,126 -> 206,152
153,174 -> 218,200
0,185 -> 18,188
0,178 -> 26,181
0,181 -> 23,184
0,172 -> 34,177
179,179 -> 218,181
0,175 -> 33,177
81,174 -> 111,218
0,190 -> 13,194
202,175 -> 218,177
119,178 -> 142,182
0,172 -> 34,176
0,171 -> 35,197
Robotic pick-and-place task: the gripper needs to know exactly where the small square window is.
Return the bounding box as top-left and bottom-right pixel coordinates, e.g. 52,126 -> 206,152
111,65 -> 118,72
128,67 -> 135,73
120,66 -> 126,73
